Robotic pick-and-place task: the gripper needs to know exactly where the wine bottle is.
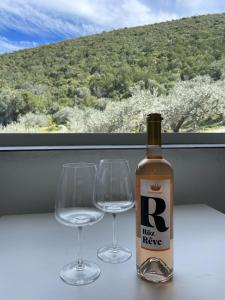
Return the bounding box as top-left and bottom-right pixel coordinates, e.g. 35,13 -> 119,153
135,113 -> 173,283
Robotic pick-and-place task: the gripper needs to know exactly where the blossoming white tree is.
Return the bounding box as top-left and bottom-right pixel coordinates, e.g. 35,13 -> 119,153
1,76 -> 225,133
158,76 -> 225,132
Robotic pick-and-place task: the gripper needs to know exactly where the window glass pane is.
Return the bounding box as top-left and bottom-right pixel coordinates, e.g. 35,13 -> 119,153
0,1 -> 225,133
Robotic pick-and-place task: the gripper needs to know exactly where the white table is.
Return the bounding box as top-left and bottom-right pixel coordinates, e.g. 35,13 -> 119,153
0,205 -> 225,300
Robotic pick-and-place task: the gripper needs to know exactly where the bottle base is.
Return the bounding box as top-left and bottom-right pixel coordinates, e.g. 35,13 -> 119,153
137,257 -> 173,283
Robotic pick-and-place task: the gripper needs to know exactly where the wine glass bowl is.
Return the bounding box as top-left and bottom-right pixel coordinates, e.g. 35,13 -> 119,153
95,159 -> 134,213
55,162 -> 104,285
55,206 -> 104,227
95,159 -> 134,264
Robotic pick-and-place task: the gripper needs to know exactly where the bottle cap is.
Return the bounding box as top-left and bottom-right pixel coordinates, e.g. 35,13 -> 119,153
147,113 -> 163,122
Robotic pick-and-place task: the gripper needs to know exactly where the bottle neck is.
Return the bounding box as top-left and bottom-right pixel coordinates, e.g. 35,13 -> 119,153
146,145 -> 162,158
146,120 -> 162,158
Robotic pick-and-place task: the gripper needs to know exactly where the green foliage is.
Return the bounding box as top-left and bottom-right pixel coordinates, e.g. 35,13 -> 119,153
53,107 -> 75,125
18,112 -> 49,128
3,76 -> 224,133
1,13 -> 225,130
0,88 -> 25,125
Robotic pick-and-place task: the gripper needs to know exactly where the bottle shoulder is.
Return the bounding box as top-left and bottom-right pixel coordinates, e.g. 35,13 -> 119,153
136,157 -> 173,177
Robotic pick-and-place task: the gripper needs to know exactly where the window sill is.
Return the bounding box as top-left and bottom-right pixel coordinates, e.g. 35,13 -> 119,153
1,144 -> 225,151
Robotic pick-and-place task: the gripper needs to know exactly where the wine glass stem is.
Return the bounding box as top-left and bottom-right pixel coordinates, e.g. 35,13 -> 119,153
76,226 -> 84,269
112,213 -> 117,249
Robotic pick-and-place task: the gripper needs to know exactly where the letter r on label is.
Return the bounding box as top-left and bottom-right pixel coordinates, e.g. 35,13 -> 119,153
148,197 -> 169,232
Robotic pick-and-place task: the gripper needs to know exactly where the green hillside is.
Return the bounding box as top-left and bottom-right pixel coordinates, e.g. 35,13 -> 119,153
0,13 -> 225,128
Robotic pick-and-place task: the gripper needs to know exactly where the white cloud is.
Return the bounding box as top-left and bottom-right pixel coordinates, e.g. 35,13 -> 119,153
0,0 -> 178,39
79,0 -> 178,28
0,36 -> 38,53
175,0 -> 225,15
0,2 -> 101,37
176,0 -> 205,8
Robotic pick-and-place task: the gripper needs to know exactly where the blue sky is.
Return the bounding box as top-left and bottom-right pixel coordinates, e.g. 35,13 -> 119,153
0,0 -> 225,53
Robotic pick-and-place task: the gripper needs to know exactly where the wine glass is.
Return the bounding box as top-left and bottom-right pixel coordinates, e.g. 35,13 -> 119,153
95,159 -> 134,264
55,162 -> 104,286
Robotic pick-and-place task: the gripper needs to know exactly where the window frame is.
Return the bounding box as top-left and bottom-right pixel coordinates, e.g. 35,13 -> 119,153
0,133 -> 224,150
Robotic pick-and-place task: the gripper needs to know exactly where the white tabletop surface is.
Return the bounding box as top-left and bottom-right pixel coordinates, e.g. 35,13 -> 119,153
0,204 -> 225,300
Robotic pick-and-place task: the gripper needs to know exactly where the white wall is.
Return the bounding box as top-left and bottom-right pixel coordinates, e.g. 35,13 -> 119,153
0,148 -> 225,215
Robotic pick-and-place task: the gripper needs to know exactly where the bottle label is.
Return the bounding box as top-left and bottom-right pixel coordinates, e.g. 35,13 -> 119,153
140,179 -> 170,250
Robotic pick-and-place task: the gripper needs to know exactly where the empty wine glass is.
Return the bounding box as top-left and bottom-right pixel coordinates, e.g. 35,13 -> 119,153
55,162 -> 104,286
95,159 -> 134,264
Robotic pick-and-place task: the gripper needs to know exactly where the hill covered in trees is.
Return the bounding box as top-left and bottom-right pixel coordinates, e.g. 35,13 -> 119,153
0,13 -> 225,132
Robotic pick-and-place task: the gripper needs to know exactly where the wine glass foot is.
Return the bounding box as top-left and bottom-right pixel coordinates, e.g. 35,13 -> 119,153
97,245 -> 132,264
60,260 -> 101,286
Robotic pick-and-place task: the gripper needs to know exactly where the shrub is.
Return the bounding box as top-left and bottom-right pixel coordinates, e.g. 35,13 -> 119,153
0,88 -> 25,125
53,107 -> 75,125
18,113 -> 49,128
76,87 -> 91,99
